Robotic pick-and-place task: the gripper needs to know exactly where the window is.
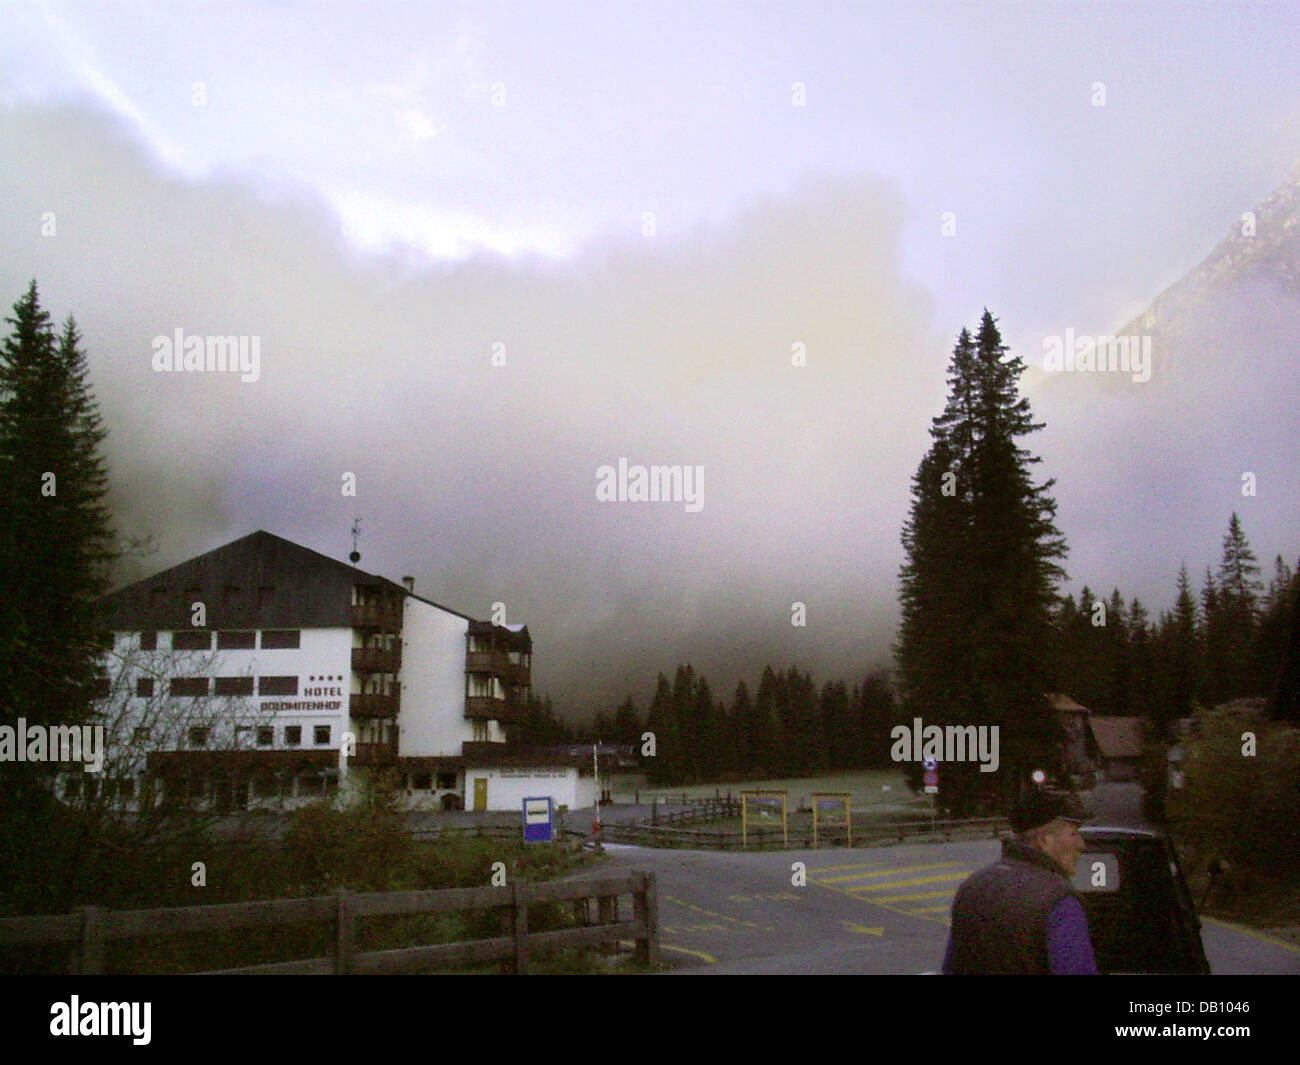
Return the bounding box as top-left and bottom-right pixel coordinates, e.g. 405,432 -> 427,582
412,773 -> 432,790
188,727 -> 209,748
136,677 -> 154,697
214,676 -> 254,696
173,630 -> 211,651
260,629 -> 300,649
139,631 -> 157,651
437,771 -> 457,790
472,722 -> 488,742
256,726 -> 273,747
284,725 -> 302,746
170,678 -> 210,697
258,676 -> 298,696
217,631 -> 255,649
314,725 -> 331,745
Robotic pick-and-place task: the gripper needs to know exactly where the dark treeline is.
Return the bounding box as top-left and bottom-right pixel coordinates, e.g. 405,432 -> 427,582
1051,512 -> 1298,729
514,665 -> 905,786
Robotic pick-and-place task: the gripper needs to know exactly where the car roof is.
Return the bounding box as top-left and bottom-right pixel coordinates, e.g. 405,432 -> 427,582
1079,825 -> 1164,841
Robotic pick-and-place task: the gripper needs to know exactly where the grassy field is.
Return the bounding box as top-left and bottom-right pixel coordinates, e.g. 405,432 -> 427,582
612,768 -> 931,815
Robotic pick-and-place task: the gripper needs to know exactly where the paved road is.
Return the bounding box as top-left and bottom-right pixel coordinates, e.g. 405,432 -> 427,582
566,838 -> 1300,975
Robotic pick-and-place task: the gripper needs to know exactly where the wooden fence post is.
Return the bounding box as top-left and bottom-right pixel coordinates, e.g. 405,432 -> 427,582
335,890 -> 354,975
633,873 -> 659,970
78,906 -> 106,975
512,881 -> 528,975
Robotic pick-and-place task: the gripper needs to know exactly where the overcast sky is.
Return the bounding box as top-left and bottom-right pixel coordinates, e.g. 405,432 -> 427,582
3,1 -> 1298,716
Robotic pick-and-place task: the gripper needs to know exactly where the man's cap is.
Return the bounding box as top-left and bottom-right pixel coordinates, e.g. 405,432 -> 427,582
1010,789 -> 1093,833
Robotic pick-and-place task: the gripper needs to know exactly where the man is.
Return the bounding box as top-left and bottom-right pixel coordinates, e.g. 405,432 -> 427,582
943,789 -> 1099,974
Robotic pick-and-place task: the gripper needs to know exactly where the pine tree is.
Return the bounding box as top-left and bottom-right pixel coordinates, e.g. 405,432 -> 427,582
1170,563 -> 1199,720
0,284 -> 117,915
0,285 -> 115,753
1212,513 -> 1264,701
896,311 -> 1067,814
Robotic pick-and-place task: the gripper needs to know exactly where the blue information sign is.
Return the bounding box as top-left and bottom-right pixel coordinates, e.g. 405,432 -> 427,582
522,796 -> 553,842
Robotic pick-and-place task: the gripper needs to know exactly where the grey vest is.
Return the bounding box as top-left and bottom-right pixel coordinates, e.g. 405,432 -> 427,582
946,837 -> 1078,974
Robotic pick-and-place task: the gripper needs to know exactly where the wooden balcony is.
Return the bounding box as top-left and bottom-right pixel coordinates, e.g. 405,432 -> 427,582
465,651 -> 530,687
350,603 -> 403,630
352,646 -> 402,673
349,691 -> 400,719
465,695 -> 525,723
350,741 -> 398,766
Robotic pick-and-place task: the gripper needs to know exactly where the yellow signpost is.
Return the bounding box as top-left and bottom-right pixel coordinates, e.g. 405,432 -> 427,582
741,789 -> 788,848
812,791 -> 852,847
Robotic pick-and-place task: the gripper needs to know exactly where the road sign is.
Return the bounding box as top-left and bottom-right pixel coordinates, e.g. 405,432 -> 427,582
522,796 -> 553,842
923,757 -> 938,771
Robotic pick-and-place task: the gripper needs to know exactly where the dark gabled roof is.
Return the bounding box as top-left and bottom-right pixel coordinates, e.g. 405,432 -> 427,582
98,529 -> 475,631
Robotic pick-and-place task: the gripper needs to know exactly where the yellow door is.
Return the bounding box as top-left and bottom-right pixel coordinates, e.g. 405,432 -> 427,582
473,777 -> 487,811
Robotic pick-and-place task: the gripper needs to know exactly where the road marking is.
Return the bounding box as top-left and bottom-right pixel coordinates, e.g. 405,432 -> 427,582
663,894 -> 765,930
661,943 -> 719,964
905,905 -> 954,915
810,862 -> 887,873
873,889 -> 958,903
847,872 -> 970,891
810,875 -> 955,928
815,862 -> 961,884
841,921 -> 884,936
1202,917 -> 1300,954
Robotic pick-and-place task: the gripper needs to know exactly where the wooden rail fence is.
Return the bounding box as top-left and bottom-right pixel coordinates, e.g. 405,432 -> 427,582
0,872 -> 658,975
606,815 -> 1006,850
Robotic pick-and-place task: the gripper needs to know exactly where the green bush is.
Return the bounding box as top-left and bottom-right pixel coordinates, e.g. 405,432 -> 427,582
1170,708 -> 1300,883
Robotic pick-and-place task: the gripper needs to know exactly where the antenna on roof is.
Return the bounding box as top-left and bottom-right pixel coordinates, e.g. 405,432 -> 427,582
349,518 -> 362,565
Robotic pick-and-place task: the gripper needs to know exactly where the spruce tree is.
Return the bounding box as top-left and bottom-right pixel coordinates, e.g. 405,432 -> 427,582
0,283 -> 116,914
0,285 -> 115,746
896,311 -> 1067,814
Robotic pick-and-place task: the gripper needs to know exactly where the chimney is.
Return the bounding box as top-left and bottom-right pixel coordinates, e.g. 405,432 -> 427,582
402,576 -> 414,594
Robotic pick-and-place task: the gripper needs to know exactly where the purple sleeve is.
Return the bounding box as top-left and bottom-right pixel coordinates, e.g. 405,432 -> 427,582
1047,896 -> 1099,974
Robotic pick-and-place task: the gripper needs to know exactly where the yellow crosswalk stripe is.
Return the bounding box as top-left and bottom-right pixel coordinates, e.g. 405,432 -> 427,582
847,872 -> 970,890
815,862 -> 961,884
808,862 -> 886,873
872,889 -> 959,903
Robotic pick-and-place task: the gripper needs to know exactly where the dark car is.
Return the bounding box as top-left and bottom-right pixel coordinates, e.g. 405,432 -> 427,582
1073,826 -> 1210,974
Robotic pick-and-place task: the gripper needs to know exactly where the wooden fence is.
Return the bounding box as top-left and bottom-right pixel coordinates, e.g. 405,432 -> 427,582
606,815 -> 1006,850
0,872 -> 658,975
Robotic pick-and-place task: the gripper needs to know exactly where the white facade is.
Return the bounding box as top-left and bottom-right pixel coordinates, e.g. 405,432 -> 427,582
394,598 -> 472,756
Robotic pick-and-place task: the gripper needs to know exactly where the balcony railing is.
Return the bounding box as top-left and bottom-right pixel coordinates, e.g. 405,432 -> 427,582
350,741 -> 398,766
464,651 -> 530,687
350,603 -> 403,630
465,695 -> 525,723
349,691 -> 401,719
352,646 -> 402,674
